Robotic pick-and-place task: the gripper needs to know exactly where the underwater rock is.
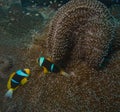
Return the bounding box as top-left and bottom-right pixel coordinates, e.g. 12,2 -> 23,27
0,7 -> 7,20
109,4 -> 120,20
21,0 -> 70,10
6,3 -> 44,37
38,7 -> 55,21
46,0 -> 70,10
0,0 -> 22,8
47,0 -> 115,69
109,4 -> 120,51
99,0 -> 120,7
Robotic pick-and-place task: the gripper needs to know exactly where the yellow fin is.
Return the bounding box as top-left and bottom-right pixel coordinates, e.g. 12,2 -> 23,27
60,70 -> 70,77
24,69 -> 30,75
43,67 -> 49,74
46,57 -> 51,62
7,72 -> 15,89
21,78 -> 28,85
14,86 -> 19,91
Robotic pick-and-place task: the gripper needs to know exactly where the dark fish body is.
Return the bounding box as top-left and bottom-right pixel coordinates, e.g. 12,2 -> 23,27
5,69 -> 31,98
10,70 -> 29,88
38,57 -> 61,73
37,57 -> 70,77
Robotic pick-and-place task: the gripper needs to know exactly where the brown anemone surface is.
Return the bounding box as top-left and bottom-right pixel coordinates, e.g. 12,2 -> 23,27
0,0 -> 120,112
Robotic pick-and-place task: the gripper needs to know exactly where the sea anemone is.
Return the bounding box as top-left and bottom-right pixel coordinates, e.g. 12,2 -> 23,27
1,0 -> 119,112
47,0 -> 115,69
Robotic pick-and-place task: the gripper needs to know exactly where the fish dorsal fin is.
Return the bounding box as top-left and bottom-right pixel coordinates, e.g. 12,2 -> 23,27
24,69 -> 30,75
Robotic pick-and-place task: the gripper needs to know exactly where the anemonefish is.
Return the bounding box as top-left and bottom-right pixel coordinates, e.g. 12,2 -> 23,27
37,57 -> 69,77
5,69 -> 31,98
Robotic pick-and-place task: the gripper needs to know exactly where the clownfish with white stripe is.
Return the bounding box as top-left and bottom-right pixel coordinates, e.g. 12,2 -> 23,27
37,57 -> 69,77
5,69 -> 31,98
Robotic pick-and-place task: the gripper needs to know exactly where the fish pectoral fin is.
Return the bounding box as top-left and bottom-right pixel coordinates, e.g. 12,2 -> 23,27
60,70 -> 70,77
43,67 -> 49,74
21,78 -> 28,85
47,57 -> 52,62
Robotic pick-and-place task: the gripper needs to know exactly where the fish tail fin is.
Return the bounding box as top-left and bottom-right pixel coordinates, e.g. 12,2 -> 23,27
5,89 -> 13,98
60,71 -> 70,77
